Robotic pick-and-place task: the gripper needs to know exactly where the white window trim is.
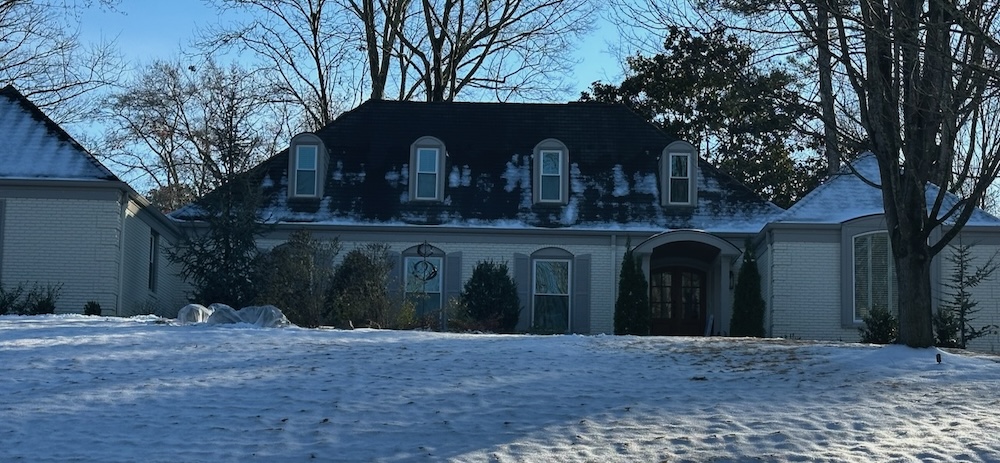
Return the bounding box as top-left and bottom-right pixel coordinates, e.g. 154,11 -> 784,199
414,147 -> 440,200
852,231 -> 896,322
668,151 -> 692,205
538,150 -> 564,203
409,136 -> 447,202
294,145 -> 319,197
532,258 -> 572,332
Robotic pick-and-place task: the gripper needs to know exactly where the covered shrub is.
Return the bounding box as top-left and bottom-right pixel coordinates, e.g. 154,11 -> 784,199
459,260 -> 521,333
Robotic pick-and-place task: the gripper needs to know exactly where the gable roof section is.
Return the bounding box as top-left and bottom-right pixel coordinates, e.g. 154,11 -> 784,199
173,100 -> 783,233
777,152 -> 1000,226
0,85 -> 118,181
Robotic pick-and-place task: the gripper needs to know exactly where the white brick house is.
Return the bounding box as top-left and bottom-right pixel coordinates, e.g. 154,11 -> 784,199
171,101 -> 1000,349
0,86 -> 186,316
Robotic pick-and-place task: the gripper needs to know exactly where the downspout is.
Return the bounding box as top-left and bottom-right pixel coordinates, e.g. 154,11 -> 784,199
115,191 -> 128,316
611,233 -> 618,333
767,229 -> 775,337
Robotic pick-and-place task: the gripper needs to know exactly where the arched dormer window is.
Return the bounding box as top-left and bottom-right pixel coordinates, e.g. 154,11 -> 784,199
660,140 -> 697,206
289,133 -> 327,198
409,136 -> 447,201
533,138 -> 569,204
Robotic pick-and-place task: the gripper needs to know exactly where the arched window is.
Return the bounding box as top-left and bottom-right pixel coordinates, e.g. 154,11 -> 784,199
289,133 -> 327,198
660,140 -> 697,206
402,243 -> 445,317
409,136 -> 447,201
853,231 -> 896,322
533,138 -> 569,204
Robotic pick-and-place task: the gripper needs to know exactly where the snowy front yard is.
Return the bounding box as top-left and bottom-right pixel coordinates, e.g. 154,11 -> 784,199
2,315 -> 999,462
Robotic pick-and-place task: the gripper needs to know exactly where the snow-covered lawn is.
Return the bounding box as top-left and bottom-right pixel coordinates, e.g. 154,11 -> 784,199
2,315 -> 999,462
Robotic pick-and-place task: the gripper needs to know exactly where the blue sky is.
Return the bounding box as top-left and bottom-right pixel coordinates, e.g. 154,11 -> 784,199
80,1 -> 623,101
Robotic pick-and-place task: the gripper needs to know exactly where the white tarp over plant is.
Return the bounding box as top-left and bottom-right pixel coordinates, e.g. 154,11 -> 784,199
177,303 -> 291,328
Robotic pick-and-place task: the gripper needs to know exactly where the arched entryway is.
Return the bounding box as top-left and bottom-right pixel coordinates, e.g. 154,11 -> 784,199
635,230 -> 742,336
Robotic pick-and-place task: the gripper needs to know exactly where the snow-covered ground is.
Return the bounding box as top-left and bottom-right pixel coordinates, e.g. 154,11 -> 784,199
2,315 -> 999,462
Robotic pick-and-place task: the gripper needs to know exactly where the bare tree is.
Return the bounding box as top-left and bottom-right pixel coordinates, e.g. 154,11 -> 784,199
204,0 -> 595,113
100,59 -> 287,211
0,0 -> 124,124
610,0 -> 1000,347
201,0 -> 360,129
395,0 -> 596,102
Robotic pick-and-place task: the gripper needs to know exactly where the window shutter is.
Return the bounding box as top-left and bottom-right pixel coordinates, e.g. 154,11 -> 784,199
514,253 -> 530,332
572,254 -> 591,334
445,252 -> 462,308
387,251 -> 402,300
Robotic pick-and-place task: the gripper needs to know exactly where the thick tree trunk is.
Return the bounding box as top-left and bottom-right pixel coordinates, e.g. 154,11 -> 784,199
895,238 -> 935,347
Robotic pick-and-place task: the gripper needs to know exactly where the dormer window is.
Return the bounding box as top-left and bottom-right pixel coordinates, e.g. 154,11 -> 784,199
409,136 -> 447,201
533,138 -> 569,205
416,148 -> 440,199
660,140 -> 697,206
295,145 -> 318,196
669,153 -> 690,203
289,133 -> 327,199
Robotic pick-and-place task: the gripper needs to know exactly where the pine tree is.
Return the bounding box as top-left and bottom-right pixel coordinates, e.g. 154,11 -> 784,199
730,238 -> 766,337
169,176 -> 264,308
935,243 -> 998,349
615,239 -> 650,335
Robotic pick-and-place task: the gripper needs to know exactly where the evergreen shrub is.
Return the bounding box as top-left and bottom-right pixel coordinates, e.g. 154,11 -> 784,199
459,260 -> 520,333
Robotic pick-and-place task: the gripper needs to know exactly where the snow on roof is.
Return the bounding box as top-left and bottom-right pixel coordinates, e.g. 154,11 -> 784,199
0,86 -> 118,181
776,153 -> 1000,226
172,101 -> 785,235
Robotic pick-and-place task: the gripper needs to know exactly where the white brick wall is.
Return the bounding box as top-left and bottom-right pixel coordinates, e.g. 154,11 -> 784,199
258,236 -> 622,333
769,241 -> 857,341
2,197 -> 122,314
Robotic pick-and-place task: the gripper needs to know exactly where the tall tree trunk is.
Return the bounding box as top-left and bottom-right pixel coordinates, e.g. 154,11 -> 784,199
815,1 -> 840,174
895,237 -> 934,347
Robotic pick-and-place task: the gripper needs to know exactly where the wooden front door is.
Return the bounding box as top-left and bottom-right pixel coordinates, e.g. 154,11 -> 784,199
650,267 -> 707,336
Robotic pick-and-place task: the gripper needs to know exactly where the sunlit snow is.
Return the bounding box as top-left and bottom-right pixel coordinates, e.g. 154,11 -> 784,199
3,315 -> 999,462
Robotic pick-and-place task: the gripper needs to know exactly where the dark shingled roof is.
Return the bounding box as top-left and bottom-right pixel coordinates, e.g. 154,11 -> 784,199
172,100 -> 783,232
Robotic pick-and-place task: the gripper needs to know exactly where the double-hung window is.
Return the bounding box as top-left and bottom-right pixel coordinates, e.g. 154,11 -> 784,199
853,231 -> 896,321
669,152 -> 691,204
533,259 -> 571,332
415,148 -> 440,200
539,150 -> 563,202
295,145 -> 318,196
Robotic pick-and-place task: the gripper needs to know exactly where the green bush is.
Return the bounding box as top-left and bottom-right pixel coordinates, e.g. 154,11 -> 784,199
255,230 -> 340,328
933,308 -> 961,348
83,301 -> 102,316
459,260 -> 521,333
859,306 -> 898,344
325,243 -> 398,329
0,282 -> 27,315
